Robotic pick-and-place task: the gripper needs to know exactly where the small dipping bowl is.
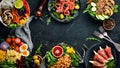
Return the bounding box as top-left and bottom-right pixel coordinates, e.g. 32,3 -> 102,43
103,18 -> 115,30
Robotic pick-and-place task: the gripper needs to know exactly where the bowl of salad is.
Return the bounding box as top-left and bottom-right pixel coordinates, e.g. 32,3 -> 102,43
0,36 -> 30,68
45,43 -> 82,68
84,43 -> 118,68
48,0 -> 80,23
0,0 -> 30,28
83,0 -> 118,21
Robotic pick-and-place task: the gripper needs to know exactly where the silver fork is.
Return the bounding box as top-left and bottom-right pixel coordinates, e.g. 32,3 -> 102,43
93,27 -> 120,52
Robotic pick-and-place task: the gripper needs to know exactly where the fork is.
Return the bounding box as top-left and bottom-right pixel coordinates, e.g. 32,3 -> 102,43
93,26 -> 120,52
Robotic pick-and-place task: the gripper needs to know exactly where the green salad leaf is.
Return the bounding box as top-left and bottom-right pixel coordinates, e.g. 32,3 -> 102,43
114,5 -> 119,13
106,59 -> 115,68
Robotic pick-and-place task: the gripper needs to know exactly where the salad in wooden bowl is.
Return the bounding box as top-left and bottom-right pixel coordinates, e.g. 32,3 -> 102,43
48,0 -> 80,23
0,36 -> 30,68
45,43 -> 81,68
0,0 -> 30,28
83,0 -> 118,21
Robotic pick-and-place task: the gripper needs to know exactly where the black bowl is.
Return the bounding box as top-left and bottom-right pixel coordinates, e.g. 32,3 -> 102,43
84,43 -> 118,68
48,0 -> 81,23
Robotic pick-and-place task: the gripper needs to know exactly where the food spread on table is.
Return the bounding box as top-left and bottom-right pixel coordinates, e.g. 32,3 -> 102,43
83,0 -> 118,20
0,0 -> 30,28
0,0 -> 119,68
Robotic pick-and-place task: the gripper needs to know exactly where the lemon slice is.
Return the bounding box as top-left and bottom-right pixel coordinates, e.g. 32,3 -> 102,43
14,0 -> 23,9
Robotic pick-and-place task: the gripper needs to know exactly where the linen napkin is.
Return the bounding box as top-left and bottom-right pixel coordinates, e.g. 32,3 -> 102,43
10,16 -> 34,52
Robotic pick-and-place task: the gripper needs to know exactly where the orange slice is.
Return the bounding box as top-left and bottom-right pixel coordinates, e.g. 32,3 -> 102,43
20,44 -> 28,52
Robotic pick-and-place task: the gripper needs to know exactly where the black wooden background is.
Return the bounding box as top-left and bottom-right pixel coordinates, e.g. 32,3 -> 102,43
0,0 -> 120,68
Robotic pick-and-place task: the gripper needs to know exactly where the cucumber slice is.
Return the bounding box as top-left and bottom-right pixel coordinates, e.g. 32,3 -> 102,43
96,15 -> 100,20
91,7 -> 97,11
91,2 -> 96,7
98,15 -> 105,20
102,14 -> 109,19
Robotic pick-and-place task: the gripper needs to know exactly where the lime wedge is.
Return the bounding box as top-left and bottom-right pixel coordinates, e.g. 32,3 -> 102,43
14,0 -> 23,9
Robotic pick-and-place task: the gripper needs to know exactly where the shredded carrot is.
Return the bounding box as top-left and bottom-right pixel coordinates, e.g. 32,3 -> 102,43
11,9 -> 20,23
88,0 -> 92,3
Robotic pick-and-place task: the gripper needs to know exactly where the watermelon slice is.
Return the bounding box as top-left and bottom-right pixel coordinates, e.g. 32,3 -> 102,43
105,46 -> 114,60
52,45 -> 63,58
98,47 -> 108,60
93,51 -> 107,63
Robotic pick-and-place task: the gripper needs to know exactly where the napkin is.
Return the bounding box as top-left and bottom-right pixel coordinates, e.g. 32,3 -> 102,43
10,16 -> 34,52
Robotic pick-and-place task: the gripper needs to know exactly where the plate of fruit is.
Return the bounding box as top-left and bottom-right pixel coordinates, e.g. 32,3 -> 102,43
45,43 -> 81,68
83,0 -> 118,21
84,43 -> 118,68
48,0 -> 80,23
0,36 -> 30,68
0,0 -> 30,28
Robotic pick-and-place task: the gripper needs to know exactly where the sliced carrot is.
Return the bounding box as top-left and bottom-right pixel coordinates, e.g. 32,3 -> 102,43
88,0 -> 92,3
11,9 -> 20,23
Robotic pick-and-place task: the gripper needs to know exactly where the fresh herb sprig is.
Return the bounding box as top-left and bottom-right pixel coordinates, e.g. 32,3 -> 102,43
86,37 -> 100,42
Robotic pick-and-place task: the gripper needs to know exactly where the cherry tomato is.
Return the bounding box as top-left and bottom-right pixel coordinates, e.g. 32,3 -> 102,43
6,37 -> 12,43
19,42 -> 24,46
12,42 -> 17,46
15,46 -> 19,52
12,38 -> 15,42
15,38 -> 21,44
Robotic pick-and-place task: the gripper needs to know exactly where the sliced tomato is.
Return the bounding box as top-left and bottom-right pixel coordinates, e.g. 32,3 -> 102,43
98,47 -> 108,60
